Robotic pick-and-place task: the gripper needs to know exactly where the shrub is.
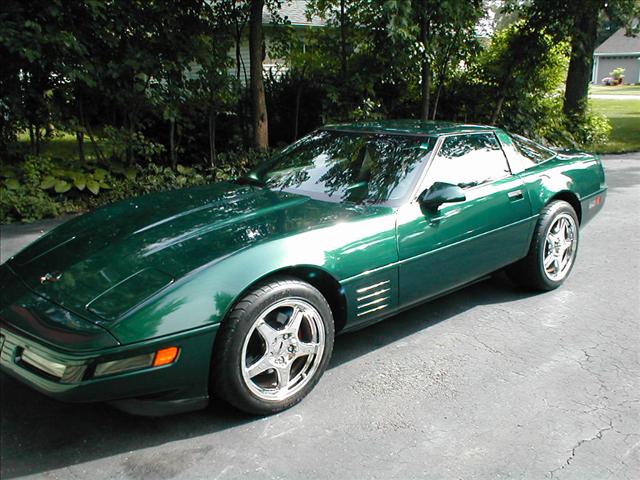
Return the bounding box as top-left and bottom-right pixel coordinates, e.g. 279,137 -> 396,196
609,68 -> 625,80
1,149 -> 269,224
103,126 -> 166,164
566,110 -> 611,147
1,155 -> 60,222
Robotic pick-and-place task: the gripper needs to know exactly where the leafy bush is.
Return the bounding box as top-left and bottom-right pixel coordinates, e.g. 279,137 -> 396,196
1,149 -> 268,223
2,155 -> 61,222
609,68 -> 625,80
565,110 -> 612,147
103,126 -> 166,164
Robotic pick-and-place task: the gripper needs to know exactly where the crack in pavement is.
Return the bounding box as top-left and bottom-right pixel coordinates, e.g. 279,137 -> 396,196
547,418 -> 615,478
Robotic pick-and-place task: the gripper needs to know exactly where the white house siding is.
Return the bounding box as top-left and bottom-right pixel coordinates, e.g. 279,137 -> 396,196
594,55 -> 640,84
226,1 -> 322,84
228,35 -> 289,85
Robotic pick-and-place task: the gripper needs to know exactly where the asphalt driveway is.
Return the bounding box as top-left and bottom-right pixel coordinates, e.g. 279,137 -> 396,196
1,154 -> 638,479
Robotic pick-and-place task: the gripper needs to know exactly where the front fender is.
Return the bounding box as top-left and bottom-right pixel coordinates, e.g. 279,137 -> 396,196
107,211 -> 397,344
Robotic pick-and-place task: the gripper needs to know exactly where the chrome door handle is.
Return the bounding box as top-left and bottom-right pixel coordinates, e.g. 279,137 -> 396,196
508,189 -> 524,201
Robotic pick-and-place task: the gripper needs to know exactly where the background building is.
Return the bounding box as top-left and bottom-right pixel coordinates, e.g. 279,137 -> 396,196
592,27 -> 640,84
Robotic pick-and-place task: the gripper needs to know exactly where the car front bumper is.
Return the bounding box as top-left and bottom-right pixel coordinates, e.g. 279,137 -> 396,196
0,322 -> 218,416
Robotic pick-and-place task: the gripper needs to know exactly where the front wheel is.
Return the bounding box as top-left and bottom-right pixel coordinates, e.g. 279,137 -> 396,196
506,200 -> 580,291
211,276 -> 334,415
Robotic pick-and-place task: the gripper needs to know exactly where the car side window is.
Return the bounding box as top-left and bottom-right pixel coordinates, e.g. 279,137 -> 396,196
510,133 -> 555,168
422,133 -> 511,190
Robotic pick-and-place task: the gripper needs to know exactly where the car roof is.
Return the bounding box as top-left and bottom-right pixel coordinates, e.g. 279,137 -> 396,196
323,120 -> 500,136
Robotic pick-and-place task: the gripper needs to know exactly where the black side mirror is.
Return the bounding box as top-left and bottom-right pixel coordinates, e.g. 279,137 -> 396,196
418,182 -> 466,210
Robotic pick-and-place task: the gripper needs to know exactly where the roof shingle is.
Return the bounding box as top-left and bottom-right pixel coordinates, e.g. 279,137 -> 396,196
595,28 -> 640,55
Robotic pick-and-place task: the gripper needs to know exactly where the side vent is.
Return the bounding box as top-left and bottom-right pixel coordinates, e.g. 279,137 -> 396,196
356,280 -> 391,317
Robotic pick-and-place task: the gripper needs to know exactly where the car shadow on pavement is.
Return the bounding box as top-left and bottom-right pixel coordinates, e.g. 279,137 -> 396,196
0,274 -> 537,479
331,273 -> 534,368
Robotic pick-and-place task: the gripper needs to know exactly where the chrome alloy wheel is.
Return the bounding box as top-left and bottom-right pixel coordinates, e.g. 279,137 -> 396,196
241,298 -> 325,401
543,213 -> 577,282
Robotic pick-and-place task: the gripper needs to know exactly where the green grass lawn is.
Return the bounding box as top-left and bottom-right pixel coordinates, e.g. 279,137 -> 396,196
590,84 -> 640,96
17,131 -> 107,164
590,98 -> 640,153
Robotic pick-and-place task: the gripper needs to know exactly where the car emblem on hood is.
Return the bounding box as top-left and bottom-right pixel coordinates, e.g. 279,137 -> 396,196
40,272 -> 63,284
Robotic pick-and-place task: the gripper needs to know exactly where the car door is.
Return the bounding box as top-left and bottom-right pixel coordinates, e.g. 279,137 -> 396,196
397,132 -> 534,307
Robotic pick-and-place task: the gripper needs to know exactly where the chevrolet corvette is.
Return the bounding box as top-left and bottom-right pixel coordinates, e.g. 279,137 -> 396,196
0,121 -> 606,415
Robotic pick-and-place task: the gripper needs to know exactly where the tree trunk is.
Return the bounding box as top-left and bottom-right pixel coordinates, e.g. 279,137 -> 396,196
249,0 -> 268,149
209,106 -> 217,168
431,83 -> 443,120
35,125 -> 41,156
293,82 -> 303,141
490,85 -> 507,125
563,1 -> 601,118
431,37 -> 456,120
75,96 -> 85,163
78,93 -> 104,163
169,118 -> 176,169
419,5 -> 430,120
236,22 -> 250,148
339,0 -> 348,81
84,122 -> 105,163
76,131 -> 85,163
420,59 -> 431,121
235,23 -> 242,81
28,124 -> 35,155
126,112 -> 133,164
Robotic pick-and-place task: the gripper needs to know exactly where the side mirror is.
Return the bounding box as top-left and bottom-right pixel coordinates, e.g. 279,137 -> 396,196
418,182 -> 466,210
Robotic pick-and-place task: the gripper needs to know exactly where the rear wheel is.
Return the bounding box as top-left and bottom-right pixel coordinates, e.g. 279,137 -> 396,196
211,276 -> 334,415
506,200 -> 579,291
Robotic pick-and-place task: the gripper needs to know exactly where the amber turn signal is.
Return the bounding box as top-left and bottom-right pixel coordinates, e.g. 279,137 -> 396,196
153,347 -> 179,367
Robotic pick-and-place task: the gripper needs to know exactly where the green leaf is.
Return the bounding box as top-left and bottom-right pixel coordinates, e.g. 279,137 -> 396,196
93,168 -> 107,180
74,176 -> 86,191
54,180 -> 71,193
125,168 -> 137,180
177,164 -> 194,175
40,176 -> 57,189
98,181 -> 111,189
86,179 -> 100,195
5,178 -> 20,190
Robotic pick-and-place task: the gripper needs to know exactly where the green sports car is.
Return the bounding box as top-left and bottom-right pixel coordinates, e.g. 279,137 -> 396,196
0,121 -> 606,416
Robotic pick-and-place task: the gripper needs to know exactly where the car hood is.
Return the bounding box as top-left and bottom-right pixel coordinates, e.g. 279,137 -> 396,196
7,182 -> 380,321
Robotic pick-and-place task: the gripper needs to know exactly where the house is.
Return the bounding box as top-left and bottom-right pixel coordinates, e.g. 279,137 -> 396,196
231,1 -> 325,83
592,27 -> 640,84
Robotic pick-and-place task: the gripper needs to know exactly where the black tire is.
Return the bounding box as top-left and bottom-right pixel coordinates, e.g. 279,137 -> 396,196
210,276 -> 335,415
506,200 -> 580,291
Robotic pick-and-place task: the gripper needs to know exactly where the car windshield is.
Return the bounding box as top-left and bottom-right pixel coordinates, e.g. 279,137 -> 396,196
245,130 -> 435,205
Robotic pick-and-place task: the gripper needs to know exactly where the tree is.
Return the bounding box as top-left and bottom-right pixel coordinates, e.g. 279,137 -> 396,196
511,0 -> 640,119
562,0 -> 639,118
385,0 -> 483,120
562,0 -> 601,118
418,0 -> 431,120
249,0 -> 269,149
193,3 -> 236,167
307,0 -> 379,118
